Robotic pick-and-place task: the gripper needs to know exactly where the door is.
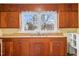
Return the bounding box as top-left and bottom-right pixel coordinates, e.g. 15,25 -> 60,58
3,39 -> 14,56
68,11 -> 78,28
59,4 -> 78,28
59,11 -> 69,28
29,38 -> 50,56
13,39 -> 30,56
3,38 -> 30,56
50,37 -> 67,56
0,12 -> 19,28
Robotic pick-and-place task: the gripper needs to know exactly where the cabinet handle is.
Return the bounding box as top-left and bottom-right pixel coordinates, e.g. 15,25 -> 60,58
50,42 -> 53,54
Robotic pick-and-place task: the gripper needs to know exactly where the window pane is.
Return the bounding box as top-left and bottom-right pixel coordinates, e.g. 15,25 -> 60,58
21,12 -> 39,31
20,11 -> 58,33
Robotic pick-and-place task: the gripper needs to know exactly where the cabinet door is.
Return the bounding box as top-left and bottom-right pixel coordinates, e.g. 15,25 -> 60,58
59,11 -> 78,28
59,4 -> 78,28
13,39 -> 30,56
3,38 -> 30,56
0,12 -> 7,27
29,38 -> 50,56
3,39 -> 14,56
59,11 -> 69,28
2,38 -> 67,56
50,37 -> 67,56
0,12 -> 19,28
68,11 -> 78,28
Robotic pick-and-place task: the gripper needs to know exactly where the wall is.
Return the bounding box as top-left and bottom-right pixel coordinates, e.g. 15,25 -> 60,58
0,4 -> 78,35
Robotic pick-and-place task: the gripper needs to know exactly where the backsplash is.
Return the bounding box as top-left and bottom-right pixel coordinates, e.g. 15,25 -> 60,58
0,28 -> 78,36
0,28 -> 19,35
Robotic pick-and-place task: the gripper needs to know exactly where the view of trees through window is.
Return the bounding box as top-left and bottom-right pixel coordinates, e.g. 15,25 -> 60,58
20,11 -> 58,33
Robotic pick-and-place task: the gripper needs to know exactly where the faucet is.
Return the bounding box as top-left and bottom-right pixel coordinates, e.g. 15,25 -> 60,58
36,31 -> 41,35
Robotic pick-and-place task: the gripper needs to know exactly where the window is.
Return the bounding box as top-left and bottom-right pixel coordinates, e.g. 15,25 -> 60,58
20,11 -> 59,33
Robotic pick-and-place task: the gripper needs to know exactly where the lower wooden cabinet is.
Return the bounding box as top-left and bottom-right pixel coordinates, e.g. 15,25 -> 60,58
2,37 -> 67,56
50,37 -> 67,56
2,39 -> 14,56
29,38 -> 50,56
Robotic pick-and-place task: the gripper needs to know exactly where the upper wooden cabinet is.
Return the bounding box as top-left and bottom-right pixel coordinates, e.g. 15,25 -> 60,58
68,11 -> 78,28
59,11 -> 69,28
0,12 -> 19,28
0,4 -> 78,28
59,11 -> 78,28
58,4 -> 78,12
59,4 -> 78,28
65,4 -> 78,12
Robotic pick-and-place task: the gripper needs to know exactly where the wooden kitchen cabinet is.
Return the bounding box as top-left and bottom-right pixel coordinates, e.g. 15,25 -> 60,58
2,37 -> 67,56
2,39 -> 14,56
50,37 -> 67,56
68,11 -> 78,28
59,4 -> 78,28
13,39 -> 30,56
59,11 -> 69,28
29,38 -> 50,56
0,4 -> 78,28
0,12 -> 19,28
59,11 -> 78,28
3,38 -> 30,56
65,4 -> 78,12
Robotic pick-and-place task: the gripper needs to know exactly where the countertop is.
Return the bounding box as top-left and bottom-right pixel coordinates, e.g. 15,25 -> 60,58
0,28 -> 78,38
0,32 -> 66,38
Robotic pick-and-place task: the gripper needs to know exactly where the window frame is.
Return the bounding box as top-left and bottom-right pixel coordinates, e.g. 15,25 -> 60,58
19,11 -> 59,34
